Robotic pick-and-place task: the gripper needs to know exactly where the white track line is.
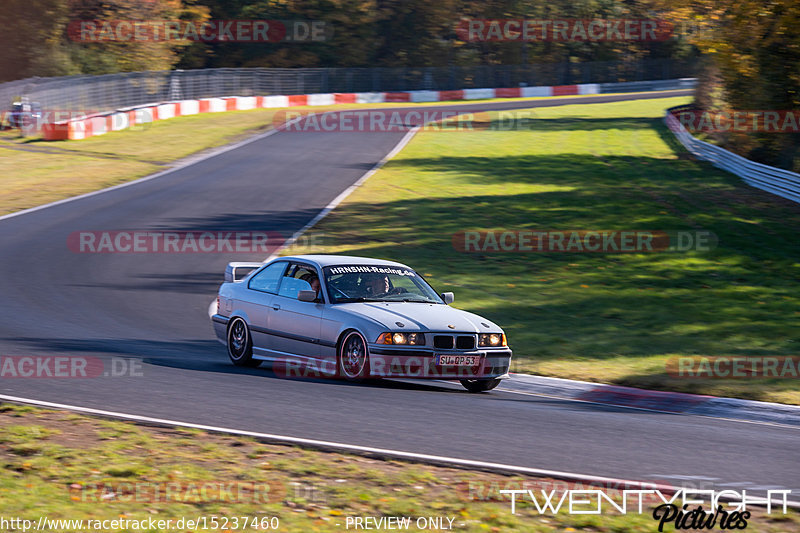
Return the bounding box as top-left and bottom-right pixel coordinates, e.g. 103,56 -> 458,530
0,394 -> 621,483
0,393 -> 795,508
264,91 -> 688,259
0,115 -> 302,223
5,96 -> 795,508
261,118 -> 800,433
266,125 -> 421,260
0,90 -> 686,225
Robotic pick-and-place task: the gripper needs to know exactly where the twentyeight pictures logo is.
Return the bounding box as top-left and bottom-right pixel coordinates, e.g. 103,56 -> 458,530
500,488 -> 791,531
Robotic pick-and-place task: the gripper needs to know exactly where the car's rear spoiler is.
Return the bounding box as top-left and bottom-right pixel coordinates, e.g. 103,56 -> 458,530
224,262 -> 264,283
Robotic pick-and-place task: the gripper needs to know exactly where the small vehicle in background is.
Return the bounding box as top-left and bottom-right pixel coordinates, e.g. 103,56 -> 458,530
7,100 -> 43,130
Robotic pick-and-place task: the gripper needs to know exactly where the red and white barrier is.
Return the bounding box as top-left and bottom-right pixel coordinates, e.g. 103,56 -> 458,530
259,95 -> 289,108
355,92 -> 385,104
521,86 -> 550,97
464,88 -> 494,100
198,98 -> 227,113
307,93 -> 335,106
179,100 -> 200,116
42,83 -> 602,141
109,112 -> 129,131
88,116 -> 107,136
409,91 -> 439,103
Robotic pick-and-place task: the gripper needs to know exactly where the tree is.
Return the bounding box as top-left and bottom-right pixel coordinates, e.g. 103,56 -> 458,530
0,0 -> 210,82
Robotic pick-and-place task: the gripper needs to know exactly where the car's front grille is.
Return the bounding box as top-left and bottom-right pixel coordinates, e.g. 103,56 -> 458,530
434,335 -> 454,349
456,336 -> 475,350
434,335 -> 476,350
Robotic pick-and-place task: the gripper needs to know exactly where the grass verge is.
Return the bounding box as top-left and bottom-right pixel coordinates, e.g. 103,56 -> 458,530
284,96 -> 800,405
0,403 -> 796,532
0,91 -> 682,218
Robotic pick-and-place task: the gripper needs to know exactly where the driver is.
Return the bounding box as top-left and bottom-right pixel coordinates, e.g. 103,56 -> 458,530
363,273 -> 391,297
301,273 -> 321,296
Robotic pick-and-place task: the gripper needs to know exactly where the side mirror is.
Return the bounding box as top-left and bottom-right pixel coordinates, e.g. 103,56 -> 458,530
298,290 -> 318,302
441,292 -> 454,304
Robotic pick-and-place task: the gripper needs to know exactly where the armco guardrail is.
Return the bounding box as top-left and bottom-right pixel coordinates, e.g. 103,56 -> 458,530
39,78 -> 696,141
665,105 -> 800,204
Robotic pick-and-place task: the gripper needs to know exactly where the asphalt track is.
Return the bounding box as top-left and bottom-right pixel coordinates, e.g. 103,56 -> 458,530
1,89 -> 797,498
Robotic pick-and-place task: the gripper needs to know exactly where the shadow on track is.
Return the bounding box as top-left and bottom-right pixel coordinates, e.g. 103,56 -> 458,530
0,335 -> 457,394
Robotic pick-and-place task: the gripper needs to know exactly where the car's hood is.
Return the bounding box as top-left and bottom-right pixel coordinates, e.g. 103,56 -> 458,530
336,302 -> 502,333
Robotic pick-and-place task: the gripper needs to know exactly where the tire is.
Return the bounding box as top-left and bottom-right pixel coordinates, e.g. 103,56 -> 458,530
460,378 -> 502,393
338,331 -> 370,380
227,318 -> 261,368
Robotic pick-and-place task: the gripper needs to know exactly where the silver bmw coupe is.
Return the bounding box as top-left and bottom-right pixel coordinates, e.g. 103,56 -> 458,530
210,255 -> 512,392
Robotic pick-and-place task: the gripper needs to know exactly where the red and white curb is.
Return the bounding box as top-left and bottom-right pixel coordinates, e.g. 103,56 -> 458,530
42,83 -> 600,141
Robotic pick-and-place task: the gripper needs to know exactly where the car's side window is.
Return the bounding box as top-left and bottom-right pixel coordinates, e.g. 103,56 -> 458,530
277,263 -> 320,300
278,277 -> 312,299
248,262 -> 287,294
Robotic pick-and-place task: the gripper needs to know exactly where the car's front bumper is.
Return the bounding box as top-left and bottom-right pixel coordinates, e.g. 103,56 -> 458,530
368,346 -> 512,379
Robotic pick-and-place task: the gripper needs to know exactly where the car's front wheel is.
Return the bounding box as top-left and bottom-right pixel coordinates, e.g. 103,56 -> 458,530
227,318 -> 261,367
338,331 -> 370,380
460,378 -> 501,393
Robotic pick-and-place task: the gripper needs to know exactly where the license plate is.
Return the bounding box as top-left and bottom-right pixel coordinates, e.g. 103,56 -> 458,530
436,354 -> 481,366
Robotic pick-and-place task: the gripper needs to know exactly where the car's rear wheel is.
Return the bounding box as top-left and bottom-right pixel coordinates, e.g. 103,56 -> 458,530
338,331 -> 370,380
460,378 -> 501,393
227,318 -> 261,367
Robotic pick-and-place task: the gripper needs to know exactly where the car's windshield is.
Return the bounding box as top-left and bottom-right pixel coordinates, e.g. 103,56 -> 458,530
323,265 -> 444,304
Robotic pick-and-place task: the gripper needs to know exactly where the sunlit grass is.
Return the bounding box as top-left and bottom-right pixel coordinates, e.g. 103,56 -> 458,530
294,96 -> 800,404
0,90 -> 681,217
1,404 -> 797,532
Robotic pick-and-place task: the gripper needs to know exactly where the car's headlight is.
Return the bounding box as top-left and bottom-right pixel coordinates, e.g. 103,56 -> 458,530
479,333 -> 506,347
377,332 -> 426,345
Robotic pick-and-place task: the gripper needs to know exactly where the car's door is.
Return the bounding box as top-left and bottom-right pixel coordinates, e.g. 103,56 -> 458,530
268,262 -> 324,360
244,261 -> 288,354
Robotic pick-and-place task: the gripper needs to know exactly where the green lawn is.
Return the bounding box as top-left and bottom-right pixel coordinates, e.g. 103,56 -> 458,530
2,92 -> 798,404
0,90 -> 677,217
1,404 -> 796,533
288,96 -> 800,405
